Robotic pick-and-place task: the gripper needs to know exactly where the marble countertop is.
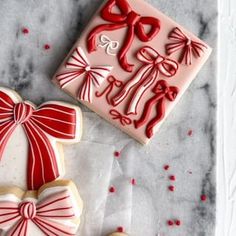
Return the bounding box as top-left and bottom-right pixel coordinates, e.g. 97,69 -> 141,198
0,0 -> 218,236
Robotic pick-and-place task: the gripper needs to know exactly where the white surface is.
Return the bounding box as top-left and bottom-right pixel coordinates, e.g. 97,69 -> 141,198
217,0 -> 236,236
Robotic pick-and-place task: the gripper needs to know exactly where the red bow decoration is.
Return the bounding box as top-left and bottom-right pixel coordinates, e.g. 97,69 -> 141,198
0,187 -> 81,236
95,76 -> 123,104
87,0 -> 161,72
0,89 -> 78,190
109,109 -> 132,126
111,46 -> 178,115
166,27 -> 207,65
56,47 -> 112,103
134,80 -> 179,138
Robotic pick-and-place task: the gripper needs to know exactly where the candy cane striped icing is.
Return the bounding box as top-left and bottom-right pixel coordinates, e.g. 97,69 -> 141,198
0,180 -> 83,236
56,47 -> 113,103
166,27 -> 207,65
0,88 -> 82,190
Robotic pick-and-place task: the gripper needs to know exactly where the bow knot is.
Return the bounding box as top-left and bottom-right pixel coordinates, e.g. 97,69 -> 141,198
154,55 -> 165,65
19,201 -> 36,219
126,11 -> 140,24
14,103 -> 33,124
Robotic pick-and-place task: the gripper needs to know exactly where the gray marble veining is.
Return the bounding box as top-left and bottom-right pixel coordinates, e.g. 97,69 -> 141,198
0,0 -> 217,235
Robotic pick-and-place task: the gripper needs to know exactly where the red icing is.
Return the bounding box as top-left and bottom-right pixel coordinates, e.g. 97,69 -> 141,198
168,186 -> 175,192
131,178 -> 136,185
166,27 -> 207,65
134,80 -> 179,138
0,91 -> 78,190
188,129 -> 193,136
117,226 -> 125,233
22,27 -> 29,34
167,220 -> 174,226
0,190 -> 78,235
169,175 -> 176,181
95,76 -> 123,104
109,186 -> 116,193
201,195 -> 207,202
175,220 -> 181,226
87,0 -> 161,72
111,47 -> 179,115
164,165 -> 170,171
44,44 -> 51,50
109,109 -> 132,126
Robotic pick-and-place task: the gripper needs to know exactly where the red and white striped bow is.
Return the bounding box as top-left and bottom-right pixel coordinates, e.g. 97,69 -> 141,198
0,184 -> 82,236
56,47 -> 113,103
0,88 -> 79,190
111,46 -> 178,115
166,27 -> 207,65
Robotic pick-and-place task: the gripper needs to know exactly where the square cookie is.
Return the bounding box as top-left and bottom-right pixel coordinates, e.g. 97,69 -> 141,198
53,0 -> 212,144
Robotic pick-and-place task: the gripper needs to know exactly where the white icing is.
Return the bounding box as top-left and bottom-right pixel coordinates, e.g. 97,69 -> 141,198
98,34 -> 119,56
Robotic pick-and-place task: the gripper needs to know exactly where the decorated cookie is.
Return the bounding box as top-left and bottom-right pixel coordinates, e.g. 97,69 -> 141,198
108,233 -> 128,236
0,87 -> 82,190
0,180 -> 83,236
53,0 -> 212,144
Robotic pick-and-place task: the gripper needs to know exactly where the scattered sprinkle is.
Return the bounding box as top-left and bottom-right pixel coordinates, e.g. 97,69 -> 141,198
22,27 -> 29,34
168,186 -> 175,192
167,220 -> 174,226
201,194 -> 207,202
188,129 -> 193,136
117,226 -> 125,233
164,165 -> 170,171
175,220 -> 181,226
114,151 -> 121,158
109,186 -> 116,193
169,175 -> 176,181
44,44 -> 51,50
131,178 -> 136,185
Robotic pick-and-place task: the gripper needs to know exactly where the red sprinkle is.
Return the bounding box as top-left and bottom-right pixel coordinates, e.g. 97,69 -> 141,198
167,220 -> 174,226
114,151 -> 120,158
175,220 -> 181,226
109,186 -> 116,193
168,186 -> 175,192
188,129 -> 193,136
44,44 -> 51,50
117,226 -> 124,233
201,195 -> 207,202
22,27 -> 29,34
164,165 -> 170,171
131,178 -> 136,185
169,175 -> 176,181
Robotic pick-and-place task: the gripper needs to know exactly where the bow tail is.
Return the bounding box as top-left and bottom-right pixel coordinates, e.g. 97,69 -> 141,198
23,121 -> 59,190
126,69 -> 158,115
33,217 -> 76,236
7,219 -> 28,236
134,95 -> 164,130
0,120 -> 17,160
87,23 -> 125,53
77,75 -> 93,102
179,45 -> 192,65
145,99 -> 166,138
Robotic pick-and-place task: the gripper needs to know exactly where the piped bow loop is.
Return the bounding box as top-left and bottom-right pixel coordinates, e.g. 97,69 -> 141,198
166,27 -> 207,65
87,0 -> 161,72
0,89 -> 79,190
56,47 -> 113,103
111,46 -> 178,115
98,34 -> 119,55
0,182 -> 82,236
134,80 -> 179,138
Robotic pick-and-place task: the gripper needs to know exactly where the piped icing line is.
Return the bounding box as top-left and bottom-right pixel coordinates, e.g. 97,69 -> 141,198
98,34 -> 119,56
111,46 -> 178,115
109,109 -> 132,126
87,0 -> 161,72
134,80 -> 179,138
0,88 -> 82,190
95,76 -> 123,105
0,180 -> 83,236
166,27 -> 207,65
56,47 -> 113,103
